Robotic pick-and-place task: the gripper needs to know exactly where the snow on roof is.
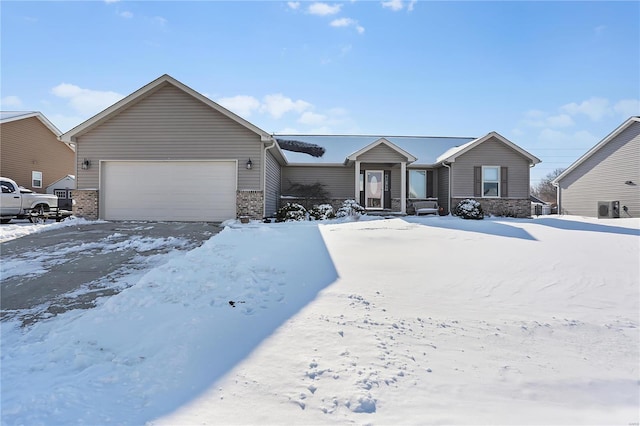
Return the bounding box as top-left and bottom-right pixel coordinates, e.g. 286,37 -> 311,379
275,135 -> 476,165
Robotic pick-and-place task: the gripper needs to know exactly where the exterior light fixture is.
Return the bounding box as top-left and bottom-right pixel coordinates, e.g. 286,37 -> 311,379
81,159 -> 91,170
625,180 -> 635,185
246,159 -> 253,170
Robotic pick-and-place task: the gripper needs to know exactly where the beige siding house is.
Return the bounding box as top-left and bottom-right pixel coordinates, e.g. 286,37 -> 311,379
0,112 -> 74,192
61,74 -> 540,221
553,117 -> 640,218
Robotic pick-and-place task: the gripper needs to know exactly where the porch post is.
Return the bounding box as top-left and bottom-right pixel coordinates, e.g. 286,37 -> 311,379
355,160 -> 361,202
400,161 -> 407,214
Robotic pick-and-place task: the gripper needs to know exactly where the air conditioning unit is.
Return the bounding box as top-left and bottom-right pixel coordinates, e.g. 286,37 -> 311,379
597,201 -> 620,218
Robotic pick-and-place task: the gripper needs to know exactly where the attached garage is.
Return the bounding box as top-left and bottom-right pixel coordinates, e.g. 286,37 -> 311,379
101,160 -> 237,222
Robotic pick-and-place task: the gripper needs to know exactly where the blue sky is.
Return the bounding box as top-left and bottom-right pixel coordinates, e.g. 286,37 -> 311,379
1,1 -> 638,185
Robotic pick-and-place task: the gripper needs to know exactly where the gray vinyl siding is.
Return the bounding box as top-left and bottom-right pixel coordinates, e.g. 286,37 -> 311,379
75,83 -> 263,190
558,121 -> 640,217
282,165 -> 354,198
357,144 -> 407,163
437,166 -> 450,213
264,149 -> 281,216
451,136 -> 530,198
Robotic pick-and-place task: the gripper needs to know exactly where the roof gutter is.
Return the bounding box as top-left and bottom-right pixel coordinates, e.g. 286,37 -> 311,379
441,162 -> 452,215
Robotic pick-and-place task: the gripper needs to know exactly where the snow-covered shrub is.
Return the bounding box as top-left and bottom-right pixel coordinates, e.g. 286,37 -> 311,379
453,199 -> 484,220
336,199 -> 365,218
275,203 -> 307,222
308,204 -> 336,221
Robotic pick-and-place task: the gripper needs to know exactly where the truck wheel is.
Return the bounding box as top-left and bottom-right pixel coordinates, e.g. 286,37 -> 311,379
0,218 -> 11,224
29,205 -> 47,224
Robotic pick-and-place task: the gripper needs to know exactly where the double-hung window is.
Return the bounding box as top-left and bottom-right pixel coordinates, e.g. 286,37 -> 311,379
482,166 -> 500,197
32,171 -> 43,188
409,170 -> 427,199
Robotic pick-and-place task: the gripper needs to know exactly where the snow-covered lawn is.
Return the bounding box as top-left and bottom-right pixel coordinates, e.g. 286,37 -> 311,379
0,217 -> 100,243
1,215 -> 638,425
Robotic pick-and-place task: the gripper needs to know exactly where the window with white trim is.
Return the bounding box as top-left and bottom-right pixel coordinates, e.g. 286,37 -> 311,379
409,170 -> 427,198
32,171 -> 43,188
482,166 -> 499,197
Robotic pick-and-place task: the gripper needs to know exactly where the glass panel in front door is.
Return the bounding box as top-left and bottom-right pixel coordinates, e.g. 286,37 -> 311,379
365,171 -> 383,209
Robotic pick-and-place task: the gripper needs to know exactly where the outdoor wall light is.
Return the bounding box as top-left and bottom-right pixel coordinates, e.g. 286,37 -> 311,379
625,180 -> 635,185
81,159 -> 91,170
246,159 -> 253,170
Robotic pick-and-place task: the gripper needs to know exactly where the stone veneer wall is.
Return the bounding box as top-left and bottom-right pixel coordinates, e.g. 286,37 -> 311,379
451,198 -> 531,218
71,189 -> 99,220
237,190 -> 264,219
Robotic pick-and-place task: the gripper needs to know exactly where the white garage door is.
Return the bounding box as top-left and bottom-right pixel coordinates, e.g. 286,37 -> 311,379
102,161 -> 237,222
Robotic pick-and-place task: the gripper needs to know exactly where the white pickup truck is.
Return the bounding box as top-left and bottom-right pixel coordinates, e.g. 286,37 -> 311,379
0,177 -> 61,224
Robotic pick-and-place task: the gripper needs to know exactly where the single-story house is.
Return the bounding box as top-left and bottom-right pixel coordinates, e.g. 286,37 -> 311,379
61,74 -> 540,222
0,111 -> 75,192
553,116 -> 639,218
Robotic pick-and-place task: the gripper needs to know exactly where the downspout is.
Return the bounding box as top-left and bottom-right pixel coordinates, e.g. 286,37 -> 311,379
442,162 -> 452,215
263,138 -> 278,219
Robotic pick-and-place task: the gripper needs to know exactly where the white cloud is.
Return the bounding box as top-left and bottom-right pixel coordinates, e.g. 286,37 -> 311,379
153,16 -> 167,26
545,114 -> 575,128
522,112 -> 574,129
538,128 -> 598,148
613,99 -> 640,117
1,95 -> 23,108
261,94 -> 312,119
330,17 -> 355,27
407,0 -> 417,11
382,0 -> 404,11
308,2 -> 342,16
561,97 -> 610,121
119,11 -> 133,19
216,95 -> 260,117
298,111 -> 327,126
287,2 -> 300,10
330,17 -> 365,34
51,83 -> 124,116
104,0 -> 120,3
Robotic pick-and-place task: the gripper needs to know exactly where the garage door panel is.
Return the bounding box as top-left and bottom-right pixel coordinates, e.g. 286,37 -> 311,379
102,161 -> 236,222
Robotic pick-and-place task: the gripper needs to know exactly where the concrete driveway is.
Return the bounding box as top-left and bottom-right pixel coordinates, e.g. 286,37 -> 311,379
1,221 -> 221,325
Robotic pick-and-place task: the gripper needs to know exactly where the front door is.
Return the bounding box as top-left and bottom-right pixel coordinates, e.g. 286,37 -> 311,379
365,170 -> 383,209
1,180 -> 22,216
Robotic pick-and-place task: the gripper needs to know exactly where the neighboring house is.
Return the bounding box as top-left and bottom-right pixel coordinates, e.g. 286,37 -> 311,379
46,175 -> 76,210
0,111 -> 75,192
553,116 -> 640,218
61,75 -> 540,222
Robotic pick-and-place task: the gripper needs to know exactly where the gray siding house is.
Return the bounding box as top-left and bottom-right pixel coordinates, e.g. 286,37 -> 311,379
61,75 -> 540,221
553,117 -> 640,218
279,133 -> 539,217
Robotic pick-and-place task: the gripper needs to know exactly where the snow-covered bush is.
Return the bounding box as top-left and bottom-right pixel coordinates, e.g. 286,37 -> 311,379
453,199 -> 484,220
275,203 -> 307,222
308,204 -> 335,221
336,199 -> 365,218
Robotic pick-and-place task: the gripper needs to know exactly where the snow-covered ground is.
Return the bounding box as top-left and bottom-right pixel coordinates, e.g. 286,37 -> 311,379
0,217 -> 100,243
1,215 -> 638,425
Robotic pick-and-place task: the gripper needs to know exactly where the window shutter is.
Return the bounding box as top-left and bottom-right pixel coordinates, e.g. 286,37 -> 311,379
359,170 -> 365,206
501,167 -> 508,197
384,170 -> 391,209
474,166 -> 481,197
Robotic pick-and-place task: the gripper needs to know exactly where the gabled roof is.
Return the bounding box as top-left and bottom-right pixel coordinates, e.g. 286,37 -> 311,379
553,116 -> 640,184
60,74 -> 275,143
1,111 -> 62,137
275,134 -> 476,165
345,137 -> 417,164
436,131 -> 541,165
